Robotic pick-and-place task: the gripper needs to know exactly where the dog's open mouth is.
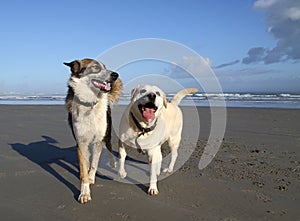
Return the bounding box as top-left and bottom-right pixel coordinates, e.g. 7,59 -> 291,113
92,79 -> 111,92
139,102 -> 158,123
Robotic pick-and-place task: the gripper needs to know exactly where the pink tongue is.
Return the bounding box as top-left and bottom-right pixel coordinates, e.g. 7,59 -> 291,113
100,84 -> 111,91
142,108 -> 155,122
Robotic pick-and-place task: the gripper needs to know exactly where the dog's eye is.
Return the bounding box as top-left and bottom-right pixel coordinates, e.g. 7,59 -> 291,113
156,91 -> 161,96
91,64 -> 101,73
140,89 -> 147,94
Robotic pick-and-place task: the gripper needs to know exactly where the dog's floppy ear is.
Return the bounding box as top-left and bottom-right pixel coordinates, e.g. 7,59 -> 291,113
163,94 -> 168,108
64,60 -> 81,74
131,85 -> 140,101
130,86 -> 139,101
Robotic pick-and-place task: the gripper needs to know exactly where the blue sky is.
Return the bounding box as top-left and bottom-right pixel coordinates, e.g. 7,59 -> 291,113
0,0 -> 299,94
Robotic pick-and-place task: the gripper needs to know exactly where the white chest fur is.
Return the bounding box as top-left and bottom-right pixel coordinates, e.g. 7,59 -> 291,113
72,95 -> 108,144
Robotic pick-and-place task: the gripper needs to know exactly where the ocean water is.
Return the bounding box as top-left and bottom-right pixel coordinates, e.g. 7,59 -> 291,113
0,93 -> 300,109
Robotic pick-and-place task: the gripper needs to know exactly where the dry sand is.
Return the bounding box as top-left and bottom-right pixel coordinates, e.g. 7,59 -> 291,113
0,105 -> 299,221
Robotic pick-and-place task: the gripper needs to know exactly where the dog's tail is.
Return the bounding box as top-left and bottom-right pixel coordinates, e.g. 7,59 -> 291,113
171,88 -> 198,106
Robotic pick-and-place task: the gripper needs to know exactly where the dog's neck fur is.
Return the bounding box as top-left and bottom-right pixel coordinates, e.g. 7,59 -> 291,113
73,95 -> 98,108
73,93 -> 108,120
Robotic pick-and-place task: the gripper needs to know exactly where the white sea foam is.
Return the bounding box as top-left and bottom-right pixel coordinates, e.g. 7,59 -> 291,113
0,92 -> 300,108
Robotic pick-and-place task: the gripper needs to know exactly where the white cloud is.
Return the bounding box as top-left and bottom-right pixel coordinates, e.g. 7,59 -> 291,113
243,0 -> 300,64
254,0 -> 277,8
182,56 -> 212,73
165,56 -> 214,80
284,7 -> 300,20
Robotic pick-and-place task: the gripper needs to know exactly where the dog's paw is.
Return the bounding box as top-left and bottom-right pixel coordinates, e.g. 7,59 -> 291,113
118,169 -> 127,179
148,187 -> 159,196
78,183 -> 91,204
163,167 -> 173,173
78,193 -> 92,204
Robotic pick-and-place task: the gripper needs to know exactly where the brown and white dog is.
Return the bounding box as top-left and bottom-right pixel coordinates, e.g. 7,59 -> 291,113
118,84 -> 197,195
64,58 -> 122,203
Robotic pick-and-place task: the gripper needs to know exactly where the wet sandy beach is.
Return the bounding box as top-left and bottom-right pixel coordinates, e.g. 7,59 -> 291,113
0,105 -> 299,220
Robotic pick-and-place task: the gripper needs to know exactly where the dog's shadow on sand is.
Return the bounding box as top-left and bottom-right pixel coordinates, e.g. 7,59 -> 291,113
10,135 -> 149,200
10,135 -> 113,200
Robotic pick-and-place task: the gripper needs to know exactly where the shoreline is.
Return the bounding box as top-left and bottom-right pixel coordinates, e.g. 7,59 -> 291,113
1,103 -> 300,110
0,105 -> 299,220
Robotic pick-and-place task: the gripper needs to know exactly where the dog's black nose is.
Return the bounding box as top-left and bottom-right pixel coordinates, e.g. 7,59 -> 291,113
111,72 -> 119,80
148,93 -> 156,101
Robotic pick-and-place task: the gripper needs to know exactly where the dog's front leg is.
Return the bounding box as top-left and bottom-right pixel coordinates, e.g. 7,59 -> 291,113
106,140 -> 117,168
118,140 -> 127,179
88,142 -> 103,185
163,136 -> 180,173
147,146 -> 162,195
77,147 -> 91,203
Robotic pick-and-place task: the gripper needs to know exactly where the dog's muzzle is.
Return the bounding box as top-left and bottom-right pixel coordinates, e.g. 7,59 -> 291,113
138,95 -> 158,123
91,79 -> 111,92
91,72 -> 119,92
